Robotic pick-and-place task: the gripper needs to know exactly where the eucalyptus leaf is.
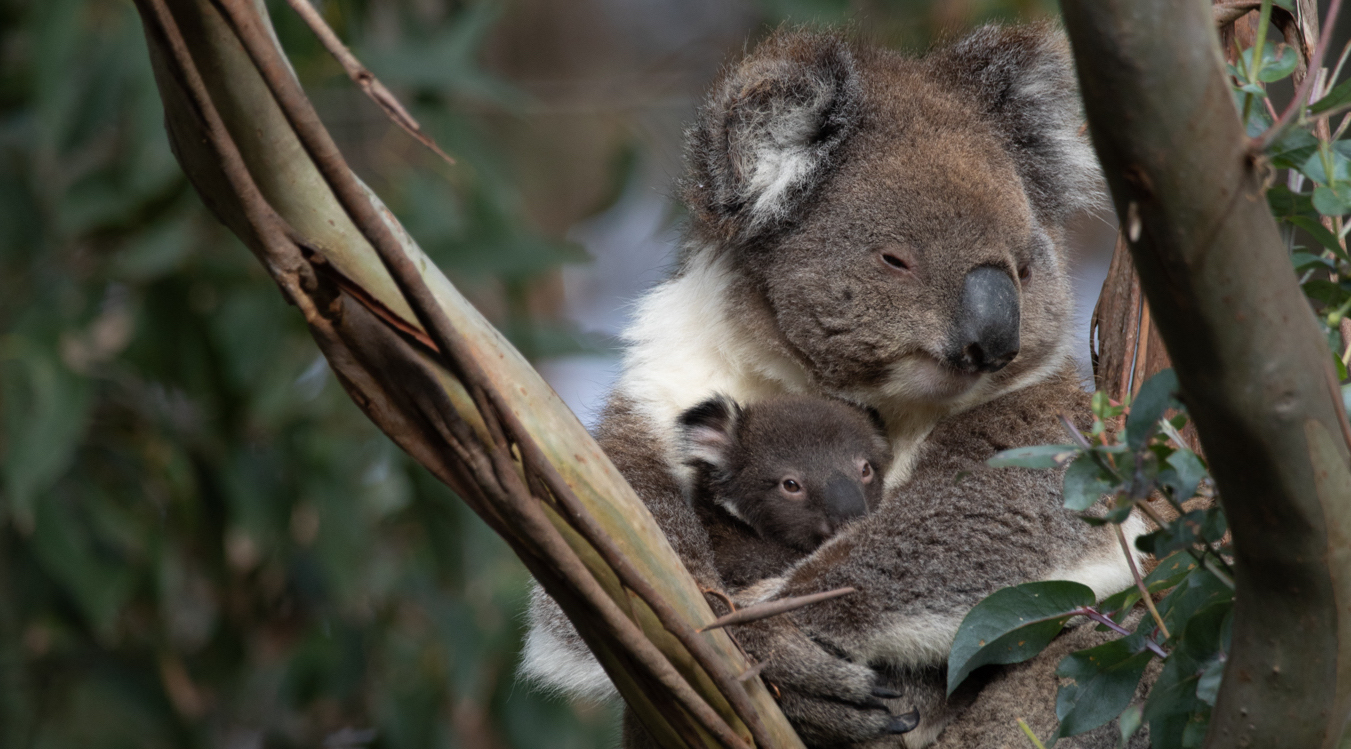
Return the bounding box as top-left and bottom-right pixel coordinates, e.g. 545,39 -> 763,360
1311,77 -> 1351,115
1054,639 -> 1154,739
1127,369 -> 1180,449
947,580 -> 1095,694
1062,453 -> 1118,511
1313,184 -> 1351,216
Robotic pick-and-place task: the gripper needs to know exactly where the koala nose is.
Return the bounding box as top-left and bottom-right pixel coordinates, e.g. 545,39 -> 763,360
949,266 -> 1020,374
823,474 -> 868,524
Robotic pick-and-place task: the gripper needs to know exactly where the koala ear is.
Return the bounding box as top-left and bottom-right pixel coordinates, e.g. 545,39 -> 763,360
678,395 -> 743,469
685,31 -> 863,241
935,23 -> 1104,223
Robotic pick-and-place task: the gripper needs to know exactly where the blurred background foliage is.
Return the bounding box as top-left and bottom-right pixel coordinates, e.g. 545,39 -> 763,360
0,0 -> 1054,747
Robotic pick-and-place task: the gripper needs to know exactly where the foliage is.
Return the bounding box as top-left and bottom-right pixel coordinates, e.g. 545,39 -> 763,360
0,1 -> 612,747
949,2 -> 1351,746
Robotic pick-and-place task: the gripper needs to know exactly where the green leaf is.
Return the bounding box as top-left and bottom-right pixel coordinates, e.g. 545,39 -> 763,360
1311,77 -> 1351,115
1313,184 -> 1351,217
1257,46 -> 1298,82
1165,448 -> 1207,501
1118,703 -> 1145,748
1268,184 -> 1317,219
1053,639 -> 1154,739
1196,658 -> 1226,706
1286,215 -> 1350,261
1062,453 -> 1118,511
1302,148 -> 1351,186
1292,251 -> 1332,271
1302,278 -> 1350,307
987,444 -> 1079,469
1127,369 -> 1180,449
947,581 -> 1095,694
1155,565 -> 1235,641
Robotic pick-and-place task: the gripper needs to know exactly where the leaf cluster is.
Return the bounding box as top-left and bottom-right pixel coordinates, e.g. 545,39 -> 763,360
953,370 -> 1234,749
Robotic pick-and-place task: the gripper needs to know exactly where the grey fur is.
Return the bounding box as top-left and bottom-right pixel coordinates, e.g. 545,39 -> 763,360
679,394 -> 891,589
522,23 -> 1135,748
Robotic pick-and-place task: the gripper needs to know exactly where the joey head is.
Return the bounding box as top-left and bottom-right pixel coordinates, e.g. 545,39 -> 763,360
678,394 -> 892,588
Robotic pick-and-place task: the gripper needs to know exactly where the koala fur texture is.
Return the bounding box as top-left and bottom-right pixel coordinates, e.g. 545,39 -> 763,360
521,22 -> 1148,748
678,394 -> 891,588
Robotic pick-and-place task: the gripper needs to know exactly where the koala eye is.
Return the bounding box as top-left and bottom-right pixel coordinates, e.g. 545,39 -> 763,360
781,478 -> 802,494
1017,262 -> 1032,283
880,251 -> 911,272
860,460 -> 874,484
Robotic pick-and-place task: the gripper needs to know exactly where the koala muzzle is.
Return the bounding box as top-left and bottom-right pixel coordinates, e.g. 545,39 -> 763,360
823,473 -> 869,525
949,266 -> 1020,374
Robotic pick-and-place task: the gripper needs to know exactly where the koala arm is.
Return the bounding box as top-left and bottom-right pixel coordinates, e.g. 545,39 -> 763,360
720,373 -> 1140,746
779,371 -> 1136,663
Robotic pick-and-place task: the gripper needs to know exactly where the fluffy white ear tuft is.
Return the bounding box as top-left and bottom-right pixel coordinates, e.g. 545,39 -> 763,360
935,23 -> 1105,222
684,31 -> 863,241
677,394 -> 742,470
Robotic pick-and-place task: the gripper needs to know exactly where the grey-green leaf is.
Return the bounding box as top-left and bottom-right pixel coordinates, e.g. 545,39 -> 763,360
1054,639 -> 1154,739
1063,453 -> 1118,511
947,581 -> 1095,694
1127,369 -> 1180,449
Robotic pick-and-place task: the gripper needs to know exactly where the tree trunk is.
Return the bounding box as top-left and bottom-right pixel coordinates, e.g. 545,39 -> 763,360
1062,1 -> 1351,746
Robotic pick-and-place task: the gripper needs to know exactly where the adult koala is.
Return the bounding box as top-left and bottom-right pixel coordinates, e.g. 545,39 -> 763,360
523,22 -> 1146,748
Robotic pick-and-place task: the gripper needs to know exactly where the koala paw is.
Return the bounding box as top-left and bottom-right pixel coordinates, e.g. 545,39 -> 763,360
731,617 -> 919,747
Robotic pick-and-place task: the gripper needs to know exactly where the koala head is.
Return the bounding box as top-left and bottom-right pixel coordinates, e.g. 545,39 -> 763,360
682,24 -> 1100,410
678,394 -> 892,552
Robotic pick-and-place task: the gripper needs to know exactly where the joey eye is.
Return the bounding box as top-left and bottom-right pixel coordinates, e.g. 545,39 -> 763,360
1018,263 -> 1032,282
781,478 -> 802,494
860,460 -> 873,483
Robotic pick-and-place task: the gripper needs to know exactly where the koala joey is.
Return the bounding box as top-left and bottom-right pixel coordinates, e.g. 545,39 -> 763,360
678,394 -> 891,589
523,22 -> 1148,749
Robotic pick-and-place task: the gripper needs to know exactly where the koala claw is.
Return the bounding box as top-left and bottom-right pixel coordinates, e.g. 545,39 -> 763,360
871,686 -> 903,699
887,709 -> 921,735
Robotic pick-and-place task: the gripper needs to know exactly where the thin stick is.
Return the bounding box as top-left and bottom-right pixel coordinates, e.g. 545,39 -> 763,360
1258,0 -> 1344,150
1079,608 -> 1169,659
1115,522 -> 1171,640
282,0 -> 455,166
1016,718 -> 1049,749
699,588 -> 856,632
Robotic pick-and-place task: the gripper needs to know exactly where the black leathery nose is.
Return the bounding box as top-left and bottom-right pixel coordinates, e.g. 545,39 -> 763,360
950,265 -> 1020,373
822,473 -> 868,523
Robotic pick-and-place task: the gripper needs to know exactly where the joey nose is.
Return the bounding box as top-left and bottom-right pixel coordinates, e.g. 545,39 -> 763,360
823,474 -> 868,523
949,266 -> 1020,374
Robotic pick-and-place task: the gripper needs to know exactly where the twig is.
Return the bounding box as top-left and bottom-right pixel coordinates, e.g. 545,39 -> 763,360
1214,0 -> 1263,26
1016,718 -> 1049,749
1079,608 -> 1170,659
1258,0 -> 1344,150
282,0 -> 455,166
698,588 -> 857,632
1115,522 -> 1171,640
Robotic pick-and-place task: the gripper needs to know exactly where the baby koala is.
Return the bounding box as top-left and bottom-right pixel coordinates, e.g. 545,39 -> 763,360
677,393 -> 892,590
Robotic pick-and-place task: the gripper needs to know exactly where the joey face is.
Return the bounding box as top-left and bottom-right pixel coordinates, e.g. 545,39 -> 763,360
679,394 -> 892,553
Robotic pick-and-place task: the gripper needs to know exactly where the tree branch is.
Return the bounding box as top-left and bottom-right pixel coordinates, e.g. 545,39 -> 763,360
1061,1 -> 1351,746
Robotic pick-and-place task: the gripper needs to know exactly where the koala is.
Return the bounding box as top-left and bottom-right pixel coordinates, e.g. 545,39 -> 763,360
678,394 -> 891,589
521,22 -> 1148,748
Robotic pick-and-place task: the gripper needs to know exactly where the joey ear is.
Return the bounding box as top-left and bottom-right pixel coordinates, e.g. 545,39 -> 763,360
678,395 -> 743,469
684,30 -> 863,241
934,23 -> 1104,223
